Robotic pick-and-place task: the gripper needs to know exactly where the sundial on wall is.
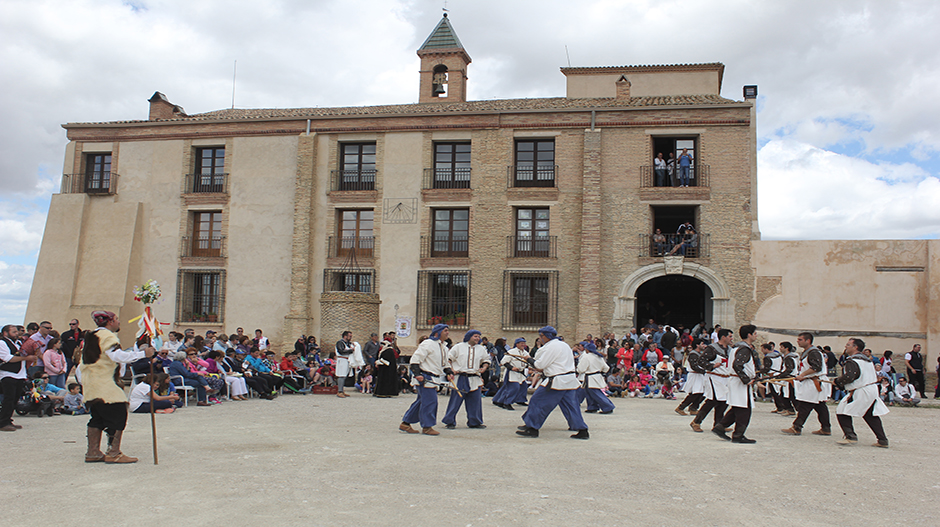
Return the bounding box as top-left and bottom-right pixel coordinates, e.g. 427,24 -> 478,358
383,198 -> 418,224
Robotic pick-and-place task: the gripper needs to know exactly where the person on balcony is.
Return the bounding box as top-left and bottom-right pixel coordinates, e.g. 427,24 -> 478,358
678,148 -> 693,187
654,152 -> 667,187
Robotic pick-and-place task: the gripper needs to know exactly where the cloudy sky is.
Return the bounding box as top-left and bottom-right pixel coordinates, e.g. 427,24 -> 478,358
2,0 -> 939,322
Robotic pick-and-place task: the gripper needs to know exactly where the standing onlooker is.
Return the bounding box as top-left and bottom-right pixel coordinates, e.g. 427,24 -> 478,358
904,344 -> 926,399
61,319 -> 83,384
20,320 -> 53,377
1,325 -> 37,431
43,337 -> 68,389
253,329 -> 269,350
653,152 -> 667,187
677,148 -> 693,187
362,333 -> 382,368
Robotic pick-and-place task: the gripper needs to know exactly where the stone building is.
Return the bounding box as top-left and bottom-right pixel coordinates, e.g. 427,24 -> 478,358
25,15 -> 936,361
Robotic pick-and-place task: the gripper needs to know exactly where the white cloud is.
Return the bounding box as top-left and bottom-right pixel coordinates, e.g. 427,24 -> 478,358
0,261 -> 35,324
758,139 -> 940,239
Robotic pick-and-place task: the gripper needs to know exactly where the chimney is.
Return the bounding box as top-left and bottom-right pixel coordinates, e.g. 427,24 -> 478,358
148,91 -> 186,121
615,75 -> 631,100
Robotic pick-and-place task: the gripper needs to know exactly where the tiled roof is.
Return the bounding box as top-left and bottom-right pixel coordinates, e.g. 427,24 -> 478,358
419,14 -> 464,50
66,94 -> 743,126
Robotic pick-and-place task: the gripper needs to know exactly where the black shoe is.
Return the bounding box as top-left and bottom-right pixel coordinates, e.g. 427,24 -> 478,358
492,401 -> 502,407
504,404 -> 514,411
585,409 -> 598,413
732,436 -> 756,444
444,424 -> 456,430
570,429 -> 590,440
516,427 -> 539,438
599,410 -> 613,414
468,424 -> 487,429
516,402 -> 528,406
712,427 -> 731,441
517,425 -> 528,431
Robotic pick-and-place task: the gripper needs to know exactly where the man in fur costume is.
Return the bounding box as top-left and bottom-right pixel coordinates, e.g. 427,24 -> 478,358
80,310 -> 153,463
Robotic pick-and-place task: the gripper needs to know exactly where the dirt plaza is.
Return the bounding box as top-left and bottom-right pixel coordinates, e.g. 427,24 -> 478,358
1,392 -> 936,526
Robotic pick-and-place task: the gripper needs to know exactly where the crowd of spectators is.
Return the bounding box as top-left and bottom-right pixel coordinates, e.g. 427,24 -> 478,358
1,317 -> 934,430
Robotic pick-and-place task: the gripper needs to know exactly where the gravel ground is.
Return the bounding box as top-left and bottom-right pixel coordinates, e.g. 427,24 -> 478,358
1,391 -> 937,526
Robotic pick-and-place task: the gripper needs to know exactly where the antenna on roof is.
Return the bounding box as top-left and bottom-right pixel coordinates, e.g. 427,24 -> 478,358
565,45 -> 571,67
231,60 -> 237,109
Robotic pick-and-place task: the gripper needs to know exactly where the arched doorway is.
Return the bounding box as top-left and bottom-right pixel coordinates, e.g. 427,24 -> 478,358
635,275 -> 712,330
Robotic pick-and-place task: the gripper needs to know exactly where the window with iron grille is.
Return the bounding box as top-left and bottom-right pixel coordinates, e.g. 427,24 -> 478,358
176,269 -> 226,322
85,153 -> 112,193
191,211 -> 222,257
514,207 -> 550,257
433,142 -> 471,188
432,209 -> 468,257
514,139 -> 555,187
502,270 -> 558,329
193,147 -> 226,192
417,270 -> 470,327
339,143 -> 376,190
323,269 -> 375,293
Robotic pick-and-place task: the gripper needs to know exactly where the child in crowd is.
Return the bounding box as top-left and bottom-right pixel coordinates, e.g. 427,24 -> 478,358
638,368 -> 654,397
42,337 -> 68,389
879,377 -> 893,405
61,383 -> 86,415
660,378 -> 676,400
627,375 -> 644,397
358,365 -> 373,394
398,365 -> 413,393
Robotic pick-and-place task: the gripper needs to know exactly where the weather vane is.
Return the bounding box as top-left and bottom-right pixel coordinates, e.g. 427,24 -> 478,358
443,1 -> 448,13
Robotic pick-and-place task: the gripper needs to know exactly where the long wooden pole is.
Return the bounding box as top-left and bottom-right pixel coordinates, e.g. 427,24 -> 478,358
149,348 -> 158,465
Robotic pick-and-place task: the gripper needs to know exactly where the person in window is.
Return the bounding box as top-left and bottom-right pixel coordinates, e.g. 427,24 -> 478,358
652,228 -> 667,256
654,152 -> 667,187
677,148 -> 693,187
666,152 -> 676,186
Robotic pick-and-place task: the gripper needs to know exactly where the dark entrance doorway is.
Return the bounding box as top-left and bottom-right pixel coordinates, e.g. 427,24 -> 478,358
635,275 -> 712,331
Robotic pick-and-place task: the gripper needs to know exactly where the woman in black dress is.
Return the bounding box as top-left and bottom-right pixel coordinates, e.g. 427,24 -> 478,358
373,338 -> 399,397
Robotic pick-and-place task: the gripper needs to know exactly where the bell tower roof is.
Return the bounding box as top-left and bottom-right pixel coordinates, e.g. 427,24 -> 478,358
419,13 -> 466,52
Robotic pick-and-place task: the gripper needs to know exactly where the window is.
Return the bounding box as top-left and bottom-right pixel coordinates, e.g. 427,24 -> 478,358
513,139 -> 555,187
644,205 -> 707,258
432,209 -> 469,257
323,269 -> 375,293
432,142 -> 471,188
514,208 -> 550,257
177,270 -> 225,322
418,270 -> 470,327
650,136 -> 700,187
193,147 -> 226,192
502,270 -> 558,329
336,209 -> 374,257
85,153 -> 112,193
191,211 -> 223,257
338,143 -> 376,190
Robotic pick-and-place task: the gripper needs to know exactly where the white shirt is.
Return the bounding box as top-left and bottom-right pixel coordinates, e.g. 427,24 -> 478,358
410,338 -> 449,380
448,341 -> 490,391
534,338 -> 579,390
894,383 -> 917,399
129,382 -> 151,411
654,157 -> 666,169
162,339 -> 182,353
0,339 -> 26,380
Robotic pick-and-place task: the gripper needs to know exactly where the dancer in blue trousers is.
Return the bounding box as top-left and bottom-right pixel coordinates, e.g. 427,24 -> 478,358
577,342 -> 615,414
400,324 -> 452,436
516,326 -> 589,439
493,337 -> 529,410
442,330 -> 490,429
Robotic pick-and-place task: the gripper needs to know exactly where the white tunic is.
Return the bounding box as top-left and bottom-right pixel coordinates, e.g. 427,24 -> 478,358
726,344 -> 757,408
682,349 -> 706,394
534,338 -> 579,390
780,352 -> 800,398
500,351 -> 529,383
836,356 -> 889,418
409,338 -> 449,386
794,346 -> 830,403
448,341 -> 490,391
703,343 -> 730,401
576,352 -> 609,389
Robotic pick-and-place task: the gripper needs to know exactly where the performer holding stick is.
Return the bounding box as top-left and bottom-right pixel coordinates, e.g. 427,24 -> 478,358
81,311 -> 154,464
492,338 -> 529,410
713,325 -> 760,443
442,330 -> 490,429
516,326 -> 589,439
690,328 -> 733,432
399,324 -> 453,436
833,338 -> 889,447
675,338 -> 708,415
781,332 -> 832,437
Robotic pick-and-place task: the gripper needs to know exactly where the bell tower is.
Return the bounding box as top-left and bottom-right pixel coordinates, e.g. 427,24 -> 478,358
417,14 -> 471,103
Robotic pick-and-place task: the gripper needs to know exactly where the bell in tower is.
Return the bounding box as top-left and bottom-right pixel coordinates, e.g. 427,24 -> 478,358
432,65 -> 448,97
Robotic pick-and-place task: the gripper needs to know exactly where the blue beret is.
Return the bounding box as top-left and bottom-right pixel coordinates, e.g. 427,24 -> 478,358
463,329 -> 481,342
514,337 -> 526,345
538,326 -> 557,337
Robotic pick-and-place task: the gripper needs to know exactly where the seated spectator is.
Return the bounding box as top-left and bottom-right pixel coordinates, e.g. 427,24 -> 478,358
358,364 -> 373,394
33,372 -> 67,412
660,378 -> 676,400
129,373 -> 180,413
638,368 -> 654,397
626,374 -> 644,397
655,356 -> 675,385
244,348 -> 284,396
606,368 -> 625,397
61,383 -> 86,415
894,376 -> 920,406
167,349 -> 212,406
187,348 -> 225,402
275,351 -> 307,393
162,331 -> 183,354
206,350 -> 248,400
879,377 -> 893,405
399,365 -> 413,394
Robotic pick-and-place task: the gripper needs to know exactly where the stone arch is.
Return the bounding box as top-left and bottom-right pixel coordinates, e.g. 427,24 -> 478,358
612,259 -> 734,333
